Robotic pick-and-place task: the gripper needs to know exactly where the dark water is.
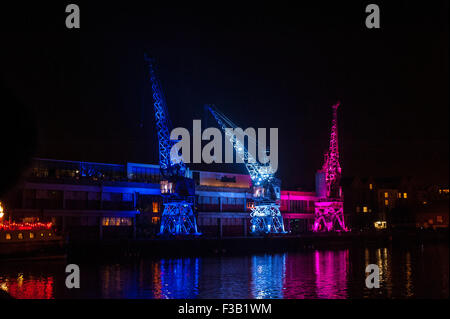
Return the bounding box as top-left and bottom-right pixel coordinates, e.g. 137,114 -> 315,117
0,243 -> 448,299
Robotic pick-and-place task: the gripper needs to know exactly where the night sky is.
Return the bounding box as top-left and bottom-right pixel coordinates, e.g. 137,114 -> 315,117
0,1 -> 448,193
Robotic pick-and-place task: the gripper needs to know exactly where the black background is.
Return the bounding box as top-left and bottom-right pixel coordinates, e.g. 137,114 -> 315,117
0,1 -> 448,195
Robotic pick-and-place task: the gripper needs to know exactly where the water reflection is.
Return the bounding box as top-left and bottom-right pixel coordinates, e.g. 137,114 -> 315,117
250,254 -> 286,298
405,252 -> 413,297
0,244 -> 448,299
198,256 -> 251,298
250,251 -> 349,299
157,258 -> 200,298
362,246 -> 393,297
0,274 -> 53,299
99,257 -> 200,298
314,250 -> 349,298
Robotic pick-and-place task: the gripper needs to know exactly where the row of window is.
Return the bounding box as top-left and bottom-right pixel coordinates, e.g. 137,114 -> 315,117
26,190 -> 134,202
102,217 -> 133,226
281,200 -> 314,212
129,167 -> 160,183
198,217 -> 245,226
4,232 -> 53,240
358,194 -> 409,212
383,192 -> 408,199
356,206 -> 371,213
31,163 -> 125,180
197,196 -> 246,205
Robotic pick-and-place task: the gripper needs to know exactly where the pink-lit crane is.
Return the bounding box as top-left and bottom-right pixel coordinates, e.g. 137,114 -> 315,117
313,102 -> 348,232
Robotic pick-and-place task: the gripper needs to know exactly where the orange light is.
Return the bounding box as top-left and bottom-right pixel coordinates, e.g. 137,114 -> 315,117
374,221 -> 387,230
0,201 -> 4,219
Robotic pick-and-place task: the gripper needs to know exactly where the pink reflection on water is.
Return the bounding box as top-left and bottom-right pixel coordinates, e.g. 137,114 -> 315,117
313,250 -> 349,299
283,249 -> 349,299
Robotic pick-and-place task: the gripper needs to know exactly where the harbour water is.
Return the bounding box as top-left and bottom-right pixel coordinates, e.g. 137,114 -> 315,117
0,243 -> 447,299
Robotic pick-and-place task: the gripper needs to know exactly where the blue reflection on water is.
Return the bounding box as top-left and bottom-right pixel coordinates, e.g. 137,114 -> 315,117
156,258 -> 200,299
250,254 -> 286,299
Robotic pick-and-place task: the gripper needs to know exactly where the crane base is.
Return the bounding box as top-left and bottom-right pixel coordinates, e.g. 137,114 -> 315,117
313,201 -> 348,232
250,204 -> 287,234
158,202 -> 201,236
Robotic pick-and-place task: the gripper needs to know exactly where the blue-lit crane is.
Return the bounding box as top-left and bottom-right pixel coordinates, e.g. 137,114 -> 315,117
205,104 -> 286,234
145,55 -> 200,236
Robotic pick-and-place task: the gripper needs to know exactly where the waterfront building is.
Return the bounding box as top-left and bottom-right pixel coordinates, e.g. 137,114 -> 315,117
4,158 -> 447,240
2,158 -> 327,240
280,190 -> 317,233
4,158 -> 161,240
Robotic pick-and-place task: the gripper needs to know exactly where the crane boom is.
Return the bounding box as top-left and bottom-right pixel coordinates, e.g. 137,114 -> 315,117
145,54 -> 186,178
206,104 -> 274,185
145,55 -> 199,236
324,102 -> 341,198
205,104 -> 286,234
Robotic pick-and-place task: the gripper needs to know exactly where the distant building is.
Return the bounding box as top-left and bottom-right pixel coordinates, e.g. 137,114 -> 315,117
414,200 -> 449,229
341,176 -> 448,230
414,186 -> 449,229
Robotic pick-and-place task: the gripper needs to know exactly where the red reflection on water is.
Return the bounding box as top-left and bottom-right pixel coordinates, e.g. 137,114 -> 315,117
2,276 -> 54,299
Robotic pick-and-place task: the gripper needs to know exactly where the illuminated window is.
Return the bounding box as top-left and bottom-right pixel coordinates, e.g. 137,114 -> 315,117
160,180 -> 173,194
385,200 -> 389,206
29,232 -> 35,239
437,216 -> 443,223
356,206 -> 360,213
18,233 -> 23,240
102,217 -> 132,226
5,233 -> 11,240
363,206 -> 368,213
369,184 -> 373,190
152,217 -> 160,224
403,193 -> 407,199
384,192 -> 388,198
374,221 -> 387,230
398,193 -> 402,198
152,202 -> 159,213
253,187 -> 264,198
